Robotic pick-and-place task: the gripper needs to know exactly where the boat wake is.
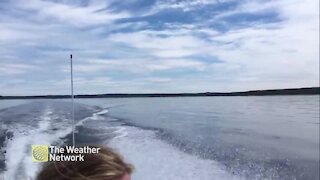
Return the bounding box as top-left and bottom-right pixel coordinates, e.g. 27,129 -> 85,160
0,101 -> 239,180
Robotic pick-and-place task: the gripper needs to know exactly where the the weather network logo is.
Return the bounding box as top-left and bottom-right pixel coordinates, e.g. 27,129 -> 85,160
32,145 -> 49,162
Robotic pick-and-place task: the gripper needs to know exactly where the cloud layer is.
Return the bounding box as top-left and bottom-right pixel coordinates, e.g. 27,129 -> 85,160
0,0 -> 319,95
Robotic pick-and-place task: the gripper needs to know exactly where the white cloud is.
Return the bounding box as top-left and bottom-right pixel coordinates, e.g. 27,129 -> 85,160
63,58 -> 206,74
208,0 -> 319,82
109,31 -> 208,58
0,63 -> 38,76
151,0 -> 229,13
11,0 -> 130,27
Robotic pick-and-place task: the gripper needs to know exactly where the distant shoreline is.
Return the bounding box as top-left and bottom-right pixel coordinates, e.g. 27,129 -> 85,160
0,87 -> 319,100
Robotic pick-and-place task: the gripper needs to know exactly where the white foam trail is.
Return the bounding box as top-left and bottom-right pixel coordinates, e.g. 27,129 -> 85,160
113,127 -> 126,134
2,107 -> 112,179
3,107 -> 72,180
76,108 -> 109,125
109,126 -> 243,180
112,127 -> 128,139
96,109 -> 109,115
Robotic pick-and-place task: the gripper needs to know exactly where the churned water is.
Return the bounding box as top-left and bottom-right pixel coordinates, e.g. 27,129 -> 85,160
0,95 -> 319,180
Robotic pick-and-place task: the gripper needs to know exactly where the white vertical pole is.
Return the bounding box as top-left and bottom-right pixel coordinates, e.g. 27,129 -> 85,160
70,54 -> 75,146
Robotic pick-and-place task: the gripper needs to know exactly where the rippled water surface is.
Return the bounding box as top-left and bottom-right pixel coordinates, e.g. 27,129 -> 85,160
0,95 -> 319,180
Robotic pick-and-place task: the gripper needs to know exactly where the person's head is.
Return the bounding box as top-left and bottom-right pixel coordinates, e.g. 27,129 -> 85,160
37,146 -> 133,180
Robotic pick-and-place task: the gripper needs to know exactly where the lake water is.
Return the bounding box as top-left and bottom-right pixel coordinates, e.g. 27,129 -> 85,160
0,96 -> 319,180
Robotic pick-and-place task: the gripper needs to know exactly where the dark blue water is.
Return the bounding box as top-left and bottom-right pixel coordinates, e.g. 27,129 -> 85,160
0,96 -> 319,180
79,96 -> 320,179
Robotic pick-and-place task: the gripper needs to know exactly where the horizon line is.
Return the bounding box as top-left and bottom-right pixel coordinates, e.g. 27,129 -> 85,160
1,87 -> 319,98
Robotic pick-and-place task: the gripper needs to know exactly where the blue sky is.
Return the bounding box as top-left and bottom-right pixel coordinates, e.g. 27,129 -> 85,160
0,0 -> 319,95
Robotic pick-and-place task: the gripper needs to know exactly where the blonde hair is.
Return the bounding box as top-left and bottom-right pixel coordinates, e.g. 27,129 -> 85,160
37,146 -> 133,180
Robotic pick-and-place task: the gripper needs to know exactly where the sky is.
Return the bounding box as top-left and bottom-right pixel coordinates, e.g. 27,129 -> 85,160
0,0 -> 319,95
